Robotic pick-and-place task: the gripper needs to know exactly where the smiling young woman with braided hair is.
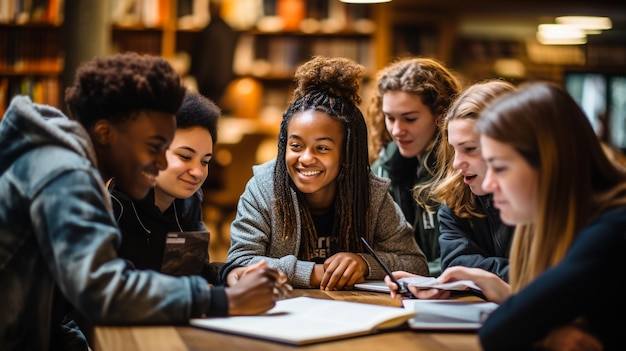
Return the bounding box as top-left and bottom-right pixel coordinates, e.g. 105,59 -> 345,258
222,56 -> 428,291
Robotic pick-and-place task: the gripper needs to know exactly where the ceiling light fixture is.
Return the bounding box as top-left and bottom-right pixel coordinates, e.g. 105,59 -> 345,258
555,16 -> 612,31
537,24 -> 587,45
536,34 -> 587,45
340,0 -> 391,3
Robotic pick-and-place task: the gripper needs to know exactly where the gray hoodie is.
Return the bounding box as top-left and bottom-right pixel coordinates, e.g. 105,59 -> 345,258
0,96 -> 222,351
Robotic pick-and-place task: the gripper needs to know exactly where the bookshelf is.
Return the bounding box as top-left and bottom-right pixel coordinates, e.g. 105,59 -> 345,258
221,0 -> 381,121
233,30 -> 375,80
0,1 -> 64,117
0,1 -> 385,118
109,0 -> 384,121
111,26 -> 166,56
111,0 -> 182,57
110,0 -> 212,102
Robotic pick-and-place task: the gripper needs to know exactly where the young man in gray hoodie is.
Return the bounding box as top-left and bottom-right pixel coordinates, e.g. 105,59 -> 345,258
0,52 -> 283,351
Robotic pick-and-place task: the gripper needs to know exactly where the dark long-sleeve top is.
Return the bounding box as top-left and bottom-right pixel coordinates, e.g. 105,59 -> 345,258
438,195 -> 515,281
109,185 -> 224,285
371,141 -> 442,276
109,186 -> 204,270
479,206 -> 626,351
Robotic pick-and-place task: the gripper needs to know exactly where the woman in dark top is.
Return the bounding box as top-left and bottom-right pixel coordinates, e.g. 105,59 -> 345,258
367,57 -> 461,276
433,80 -> 516,281
388,82 -> 625,350
109,91 -> 222,282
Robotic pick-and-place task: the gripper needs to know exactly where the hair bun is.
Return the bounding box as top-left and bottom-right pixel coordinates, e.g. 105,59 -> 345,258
293,56 -> 365,105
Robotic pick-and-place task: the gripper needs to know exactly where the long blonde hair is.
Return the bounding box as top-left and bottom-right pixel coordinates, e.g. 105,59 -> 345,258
476,82 -> 626,292
431,80 -> 516,218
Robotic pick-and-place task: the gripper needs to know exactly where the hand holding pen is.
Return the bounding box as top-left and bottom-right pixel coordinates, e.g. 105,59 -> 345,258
382,271 -> 450,300
224,260 -> 293,315
227,260 -> 291,292
240,260 -> 293,297
268,264 -> 293,299
360,237 -> 414,298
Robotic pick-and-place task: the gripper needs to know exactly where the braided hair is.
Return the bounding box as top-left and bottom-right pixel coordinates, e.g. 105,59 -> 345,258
273,56 -> 370,259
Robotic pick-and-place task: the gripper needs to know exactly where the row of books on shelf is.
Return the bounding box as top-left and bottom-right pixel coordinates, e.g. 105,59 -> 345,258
0,76 -> 60,118
111,30 -> 164,56
232,33 -> 375,78
113,0 -> 211,30
114,0 -> 177,28
0,0 -> 64,25
223,0 -> 375,34
0,28 -> 63,73
112,0 -> 375,34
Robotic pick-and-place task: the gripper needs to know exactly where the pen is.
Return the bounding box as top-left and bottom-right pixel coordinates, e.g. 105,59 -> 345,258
360,237 -> 414,298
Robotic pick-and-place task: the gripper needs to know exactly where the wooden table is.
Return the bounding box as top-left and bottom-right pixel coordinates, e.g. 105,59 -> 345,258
94,289 -> 482,351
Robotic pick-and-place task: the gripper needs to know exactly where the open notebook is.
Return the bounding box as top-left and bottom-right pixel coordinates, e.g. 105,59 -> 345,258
190,296 -> 416,345
160,231 -> 209,276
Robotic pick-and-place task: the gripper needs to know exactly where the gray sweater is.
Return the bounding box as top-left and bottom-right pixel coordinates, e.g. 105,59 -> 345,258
224,159 -> 429,288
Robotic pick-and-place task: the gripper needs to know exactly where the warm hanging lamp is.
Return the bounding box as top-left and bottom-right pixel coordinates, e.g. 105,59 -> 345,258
340,0 -> 391,3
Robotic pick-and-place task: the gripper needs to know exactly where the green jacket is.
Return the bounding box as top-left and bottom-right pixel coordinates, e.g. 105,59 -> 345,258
371,141 -> 441,276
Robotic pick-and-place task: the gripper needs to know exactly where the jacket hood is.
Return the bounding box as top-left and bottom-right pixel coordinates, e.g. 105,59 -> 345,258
0,96 -> 96,175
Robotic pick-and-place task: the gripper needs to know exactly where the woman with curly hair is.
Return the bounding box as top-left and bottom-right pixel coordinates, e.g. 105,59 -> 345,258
367,57 -> 461,276
222,56 -> 428,290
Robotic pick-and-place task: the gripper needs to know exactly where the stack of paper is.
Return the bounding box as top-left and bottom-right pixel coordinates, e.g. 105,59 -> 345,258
403,299 -> 499,330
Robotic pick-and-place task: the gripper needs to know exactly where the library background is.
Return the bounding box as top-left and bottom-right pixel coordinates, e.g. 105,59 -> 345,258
2,0 -> 626,260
